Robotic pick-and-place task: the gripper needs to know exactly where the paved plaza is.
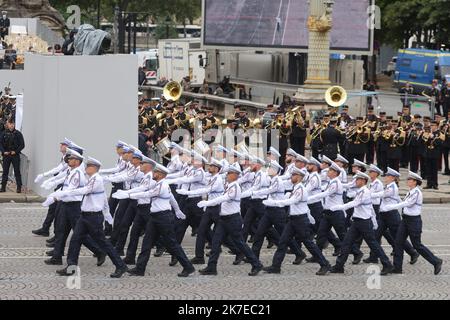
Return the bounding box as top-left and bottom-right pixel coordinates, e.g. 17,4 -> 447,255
0,203 -> 449,300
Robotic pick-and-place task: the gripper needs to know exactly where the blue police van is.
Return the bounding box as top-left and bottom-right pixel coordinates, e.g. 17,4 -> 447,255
394,48 -> 450,93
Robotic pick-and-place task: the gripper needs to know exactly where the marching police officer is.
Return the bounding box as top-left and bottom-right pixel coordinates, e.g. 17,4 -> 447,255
262,167 -> 331,276
198,166 -> 264,276
127,164 -> 195,277
53,157 -> 128,278
330,171 -> 394,275
384,171 -> 443,275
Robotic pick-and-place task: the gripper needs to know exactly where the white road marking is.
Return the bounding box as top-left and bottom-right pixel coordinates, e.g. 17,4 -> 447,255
281,0 -> 291,45
272,0 -> 284,45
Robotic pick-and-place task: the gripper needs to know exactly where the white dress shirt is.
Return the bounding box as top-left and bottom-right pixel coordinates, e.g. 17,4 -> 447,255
337,186 -> 375,220
305,171 -> 322,204
339,168 -> 348,184
241,170 -> 271,199
176,167 -> 206,198
320,168 -> 330,190
384,187 -> 423,217
41,154 -> 68,178
238,167 -> 255,197
280,163 -> 295,181
268,182 -> 309,216
201,181 -> 241,216
371,181 -> 401,213
167,154 -> 183,174
343,178 -> 358,198
368,178 -> 384,205
185,173 -> 224,201
122,171 -> 154,205
308,177 -> 344,210
252,175 -> 286,200
59,166 -> 87,202
106,163 -> 141,190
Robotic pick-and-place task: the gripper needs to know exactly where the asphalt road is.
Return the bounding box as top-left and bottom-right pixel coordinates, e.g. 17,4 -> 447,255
0,203 -> 449,300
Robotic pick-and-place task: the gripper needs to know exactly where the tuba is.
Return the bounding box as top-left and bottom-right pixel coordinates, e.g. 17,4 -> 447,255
325,86 -> 348,107
163,81 -> 183,102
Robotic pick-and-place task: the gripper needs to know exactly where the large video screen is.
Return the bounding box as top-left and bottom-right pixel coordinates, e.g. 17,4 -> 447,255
203,0 -> 373,53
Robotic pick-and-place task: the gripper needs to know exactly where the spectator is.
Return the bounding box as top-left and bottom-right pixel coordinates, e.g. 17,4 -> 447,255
4,44 -> 17,69
181,76 -> 191,92
0,119 -> 25,193
62,29 -> 78,55
156,77 -> 169,87
199,80 -> 211,94
54,44 -> 63,55
138,67 -> 146,86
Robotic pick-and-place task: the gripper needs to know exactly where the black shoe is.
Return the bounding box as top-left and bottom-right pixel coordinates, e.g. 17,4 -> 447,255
123,257 -> 136,265
46,242 -> 55,248
293,253 -> 307,265
330,265 -> 344,274
205,250 -> 211,257
46,236 -> 55,243
32,228 -> 49,237
178,267 -> 195,277
410,253 -> 419,265
352,253 -> 364,265
322,241 -> 330,250
44,257 -> 62,265
286,248 -> 294,255
154,248 -> 165,257
316,265 -> 331,276
169,256 -> 178,267
233,254 -> 245,265
444,172 -> 450,176
363,257 -> 379,264
0,187 -> 6,193
190,257 -> 205,265
96,253 -> 106,267
127,267 -> 145,276
191,229 -> 198,237
45,250 -> 54,256
262,266 -> 281,274
423,186 -> 432,190
111,267 -> 128,278
17,188 -> 21,194
392,268 -> 403,274
199,267 -> 218,276
332,248 -> 340,257
306,256 -> 319,263
266,240 -> 275,249
390,251 -> 394,256
248,265 -> 263,276
56,266 -> 76,276
380,265 -> 394,276
434,259 -> 443,275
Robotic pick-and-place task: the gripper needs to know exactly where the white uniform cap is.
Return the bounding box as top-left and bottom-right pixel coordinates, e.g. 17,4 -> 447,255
368,164 -> 383,175
268,147 -> 281,157
86,157 -> 102,167
386,167 -> 400,178
407,171 -> 423,182
335,154 -> 349,164
354,171 -> 370,181
353,159 -> 367,168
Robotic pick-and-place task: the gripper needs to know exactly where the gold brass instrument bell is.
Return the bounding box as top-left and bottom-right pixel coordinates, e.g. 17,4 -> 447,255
325,86 -> 348,107
163,81 -> 183,102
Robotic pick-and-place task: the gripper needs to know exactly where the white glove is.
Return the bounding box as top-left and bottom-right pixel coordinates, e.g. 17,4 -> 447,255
34,174 -> 45,184
307,212 -> 316,225
176,189 -> 188,195
112,190 -> 129,200
175,210 -> 186,220
42,197 -> 55,207
103,210 -> 114,225
371,216 -> 379,230
51,191 -> 65,200
198,201 -> 208,208
42,181 -> 56,191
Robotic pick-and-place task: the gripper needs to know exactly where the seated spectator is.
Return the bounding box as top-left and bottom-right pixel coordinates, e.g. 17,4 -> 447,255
54,44 -> 63,55
4,44 -> 16,69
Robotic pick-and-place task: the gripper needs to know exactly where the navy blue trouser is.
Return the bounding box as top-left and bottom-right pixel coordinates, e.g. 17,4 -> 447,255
42,201 -> 62,233
369,209 -> 417,260
273,215 -> 329,269
317,210 -> 362,256
67,212 -> 126,269
242,199 -> 278,243
115,200 -> 138,252
136,211 -> 193,273
105,182 -> 123,234
251,207 -> 305,258
175,197 -> 203,242
207,213 -> 262,270
308,202 -> 340,249
335,218 -> 393,269
195,205 -> 240,258
394,215 -> 440,270
110,198 -> 131,246
124,204 -> 151,261
53,202 -> 103,259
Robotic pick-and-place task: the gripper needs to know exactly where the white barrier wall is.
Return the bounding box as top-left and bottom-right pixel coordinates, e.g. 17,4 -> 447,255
20,53 -> 137,196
